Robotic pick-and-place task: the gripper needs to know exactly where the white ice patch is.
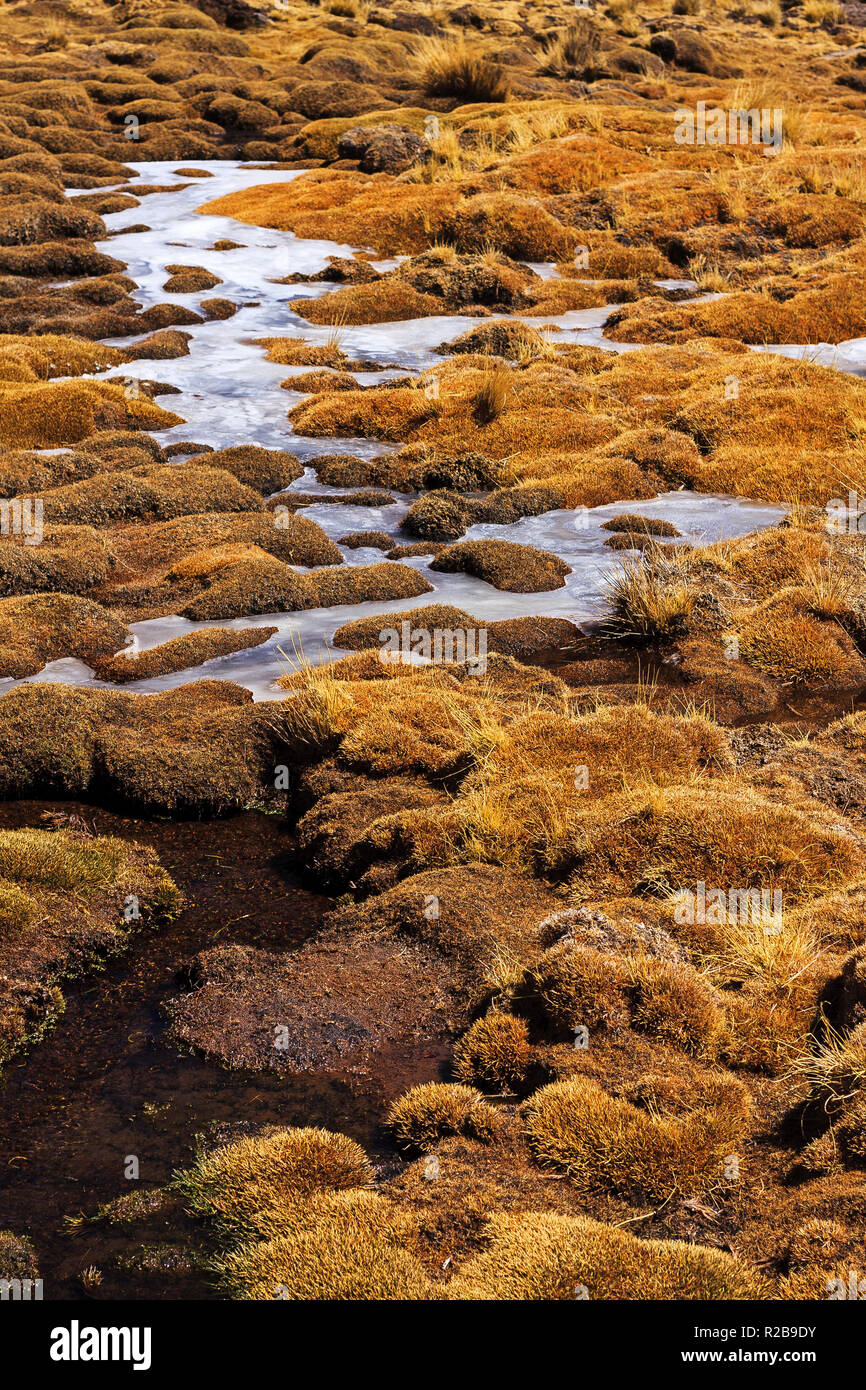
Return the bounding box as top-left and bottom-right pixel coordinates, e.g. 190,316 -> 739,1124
7,161 -> 802,699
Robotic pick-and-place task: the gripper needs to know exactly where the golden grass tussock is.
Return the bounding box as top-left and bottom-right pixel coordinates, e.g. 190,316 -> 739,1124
452,701 -> 732,873
216,1189 -> 434,1300
174,1127 -> 374,1243
523,1074 -> 749,1202
603,553 -> 695,640
530,941 -> 727,1057
280,345 -> 866,507
565,780 -> 866,901
450,1211 -> 767,1300
276,664 -> 511,777
387,1082 -> 502,1152
738,588 -> 866,689
201,176 -> 575,261
0,334 -> 125,382
414,36 -> 511,104
790,1021 -> 866,1110
452,1013 -> 533,1092
0,380 -> 181,449
474,362 -> 513,424
0,827 -> 178,907
538,19 -> 603,80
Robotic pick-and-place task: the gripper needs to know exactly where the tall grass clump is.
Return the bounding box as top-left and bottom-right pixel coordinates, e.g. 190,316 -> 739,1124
538,19 -> 603,79
475,363 -> 512,424
603,554 -> 695,640
416,36 -> 510,103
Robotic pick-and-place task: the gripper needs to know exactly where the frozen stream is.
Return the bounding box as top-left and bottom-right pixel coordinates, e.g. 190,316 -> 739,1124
8,161 -> 807,699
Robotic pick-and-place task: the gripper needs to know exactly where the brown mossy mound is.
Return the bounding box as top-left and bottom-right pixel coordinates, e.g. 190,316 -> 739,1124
176,553 -> 432,621
0,826 -> 181,1067
289,280 -> 444,326
402,491 -> 471,542
40,465 -> 262,525
332,605 -> 580,661
596,347 -> 866,506
112,510 -> 342,583
201,173 -> 576,260
282,369 -> 359,393
0,195 -> 104,246
294,773 -> 448,892
162,263 -> 222,293
387,451 -> 516,496
255,337 -> 349,369
438,320 -> 550,359
0,448 -> 110,497
92,626 -> 278,683
604,531 -> 675,553
601,514 -> 681,538
188,445 -> 303,492
450,1211 -> 765,1301
200,297 -> 238,321
0,380 -> 182,449
430,539 -> 570,592
289,250 -> 541,326
0,594 -> 128,679
0,524 -> 115,597
272,489 -> 395,511
123,329 -> 193,361
0,681 -> 277,814
338,530 -> 392,550
285,357 -> 626,473
164,929 -> 458,1077
326,863 -> 557,1005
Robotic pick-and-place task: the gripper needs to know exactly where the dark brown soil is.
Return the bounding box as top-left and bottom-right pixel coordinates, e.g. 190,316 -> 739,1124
0,801 -> 447,1300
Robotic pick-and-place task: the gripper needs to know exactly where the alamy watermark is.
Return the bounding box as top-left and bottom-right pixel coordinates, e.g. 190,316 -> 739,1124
379,620 -> 487,675
826,490 -> 866,535
0,497 -> 43,545
674,101 -> 783,156
1,1276 -> 43,1300
672,880 -> 783,935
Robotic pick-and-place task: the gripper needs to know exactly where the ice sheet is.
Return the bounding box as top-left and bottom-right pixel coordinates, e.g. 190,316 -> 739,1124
8,162 -> 801,699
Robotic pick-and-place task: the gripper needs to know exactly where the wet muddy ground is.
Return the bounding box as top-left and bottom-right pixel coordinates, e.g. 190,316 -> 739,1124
0,802 -> 448,1299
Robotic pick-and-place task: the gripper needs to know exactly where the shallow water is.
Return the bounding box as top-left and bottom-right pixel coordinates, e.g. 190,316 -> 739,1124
12,489 -> 784,700
14,160 -> 811,698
